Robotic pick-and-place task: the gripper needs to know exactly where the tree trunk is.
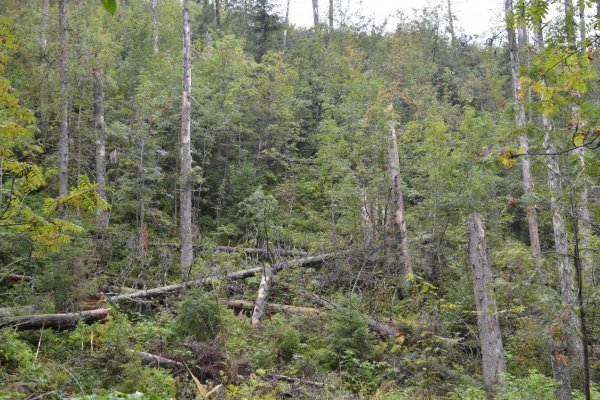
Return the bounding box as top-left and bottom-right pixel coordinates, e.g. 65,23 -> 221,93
108,252 -> 343,303
250,267 -> 273,325
0,309 -> 111,330
328,0 -> 333,30
534,22 -> 582,396
40,0 -> 50,141
552,351 -> 574,400
152,0 -> 159,53
386,114 -> 413,277
312,0 -> 319,27
282,0 -> 290,48
214,0 -> 221,29
58,0 -> 69,198
93,68 -> 109,233
220,299 -> 324,316
180,1 -> 194,276
504,0 -> 541,263
466,213 -> 506,389
447,0 -> 456,44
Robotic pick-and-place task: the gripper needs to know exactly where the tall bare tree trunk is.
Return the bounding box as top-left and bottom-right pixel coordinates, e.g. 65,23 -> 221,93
466,213 -> 506,390
214,0 -> 221,30
312,0 -> 319,27
153,0 -> 159,54
58,0 -> 69,198
40,0 -> 50,141
447,0 -> 456,44
328,0 -> 333,30
93,68 -> 108,233
504,0 -> 541,263
386,112 -> 413,277
534,23 -> 582,397
180,1 -> 194,276
282,0 -> 290,48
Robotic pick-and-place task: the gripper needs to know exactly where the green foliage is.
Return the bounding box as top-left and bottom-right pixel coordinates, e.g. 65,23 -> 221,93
0,328 -> 33,374
174,289 -> 223,342
116,361 -> 176,399
324,303 -> 374,366
250,315 -> 300,368
497,371 -> 558,400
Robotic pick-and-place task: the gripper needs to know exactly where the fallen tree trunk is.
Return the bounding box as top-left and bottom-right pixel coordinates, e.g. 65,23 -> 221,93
135,351 -> 186,370
251,267 -> 274,325
108,253 -> 344,303
0,273 -> 34,284
0,308 -> 111,330
297,289 -> 400,339
266,373 -> 324,388
148,243 -> 308,258
219,299 -> 324,316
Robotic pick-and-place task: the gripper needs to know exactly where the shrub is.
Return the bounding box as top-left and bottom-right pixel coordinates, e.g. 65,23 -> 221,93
116,361 -> 176,399
324,304 -> 373,367
174,289 -> 223,342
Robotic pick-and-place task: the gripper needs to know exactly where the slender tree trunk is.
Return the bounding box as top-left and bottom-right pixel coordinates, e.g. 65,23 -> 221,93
328,0 -> 333,30
58,0 -> 69,198
214,0 -> 221,30
180,1 -> 194,276
282,0 -> 290,48
386,114 -> 413,277
534,23 -> 583,396
447,0 -> 456,44
466,213 -> 506,390
93,68 -> 108,233
152,0 -> 159,54
40,0 -> 50,141
360,187 -> 373,246
504,0 -> 541,263
312,0 -> 319,27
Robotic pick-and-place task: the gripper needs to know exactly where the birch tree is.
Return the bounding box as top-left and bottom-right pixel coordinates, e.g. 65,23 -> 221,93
504,0 -> 541,263
93,68 -> 109,233
58,0 -> 70,198
181,0 -> 193,275
386,107 -> 413,278
153,0 -> 159,54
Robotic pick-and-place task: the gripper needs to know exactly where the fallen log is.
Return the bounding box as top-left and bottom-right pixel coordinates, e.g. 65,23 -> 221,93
148,243 -> 308,258
108,253 -> 343,303
0,273 -> 34,284
135,351 -> 186,371
219,299 -> 324,316
297,289 -> 400,339
0,308 -> 111,330
266,372 -> 324,388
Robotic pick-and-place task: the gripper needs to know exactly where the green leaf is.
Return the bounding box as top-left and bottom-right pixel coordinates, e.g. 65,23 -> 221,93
100,0 -> 116,15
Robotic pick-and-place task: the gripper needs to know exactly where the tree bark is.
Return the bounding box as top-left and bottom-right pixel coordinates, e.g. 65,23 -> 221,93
466,213 -> 506,389
136,351 -> 186,370
220,299 -> 324,317
282,0 -> 290,48
447,0 -> 456,44
328,0 -> 333,30
0,308 -> 111,330
40,0 -> 50,141
312,0 -> 319,27
152,0 -> 159,53
534,23 -> 581,398
250,267 -> 273,325
181,1 -> 194,276
552,352 -> 574,400
214,0 -> 221,29
107,253 -> 342,302
93,68 -> 108,233
505,0 -> 541,263
386,114 -> 413,277
58,0 -> 70,198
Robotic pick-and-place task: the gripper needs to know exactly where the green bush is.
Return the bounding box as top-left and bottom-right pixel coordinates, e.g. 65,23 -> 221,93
250,315 -> 300,368
174,289 -> 223,342
116,361 -> 176,399
0,328 -> 33,374
497,371 -> 557,400
324,304 -> 373,367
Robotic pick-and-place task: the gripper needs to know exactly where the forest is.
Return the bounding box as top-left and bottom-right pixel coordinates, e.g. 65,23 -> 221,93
0,0 -> 600,398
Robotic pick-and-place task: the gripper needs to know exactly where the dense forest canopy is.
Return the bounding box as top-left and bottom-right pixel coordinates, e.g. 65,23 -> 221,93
1,0 -> 600,399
